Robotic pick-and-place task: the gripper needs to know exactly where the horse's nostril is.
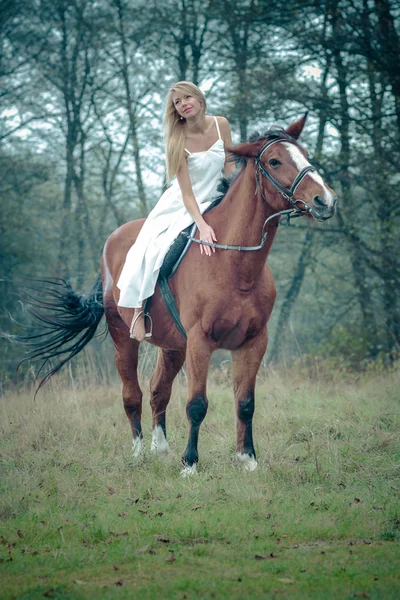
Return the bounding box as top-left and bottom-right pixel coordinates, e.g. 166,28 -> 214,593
313,195 -> 326,208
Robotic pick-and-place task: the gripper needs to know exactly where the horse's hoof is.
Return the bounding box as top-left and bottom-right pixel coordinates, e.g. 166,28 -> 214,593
132,437 -> 145,462
236,452 -> 258,472
180,463 -> 198,477
151,425 -> 170,456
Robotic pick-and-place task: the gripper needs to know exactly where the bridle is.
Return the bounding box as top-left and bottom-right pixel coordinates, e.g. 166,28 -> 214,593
255,138 -> 315,214
183,137 -> 316,252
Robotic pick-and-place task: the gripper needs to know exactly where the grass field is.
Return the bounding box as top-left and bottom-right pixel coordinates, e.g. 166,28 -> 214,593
1,361 -> 399,599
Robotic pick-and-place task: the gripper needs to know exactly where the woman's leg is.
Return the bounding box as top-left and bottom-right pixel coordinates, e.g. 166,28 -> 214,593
130,307 -> 146,341
130,302 -> 152,342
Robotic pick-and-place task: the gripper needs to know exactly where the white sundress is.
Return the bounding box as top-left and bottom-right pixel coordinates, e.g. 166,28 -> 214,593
117,116 -> 226,308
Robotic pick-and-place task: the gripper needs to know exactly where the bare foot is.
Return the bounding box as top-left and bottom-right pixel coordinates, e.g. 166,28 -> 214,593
130,310 -> 146,341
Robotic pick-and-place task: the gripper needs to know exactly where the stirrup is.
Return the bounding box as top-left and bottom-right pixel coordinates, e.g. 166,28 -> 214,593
130,310 -> 153,340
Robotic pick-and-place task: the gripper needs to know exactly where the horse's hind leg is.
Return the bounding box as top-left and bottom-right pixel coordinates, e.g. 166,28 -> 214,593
150,348 -> 185,455
109,317 -> 144,460
231,329 -> 268,471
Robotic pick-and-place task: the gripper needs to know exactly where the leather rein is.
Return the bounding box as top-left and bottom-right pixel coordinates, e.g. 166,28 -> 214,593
183,138 -> 316,252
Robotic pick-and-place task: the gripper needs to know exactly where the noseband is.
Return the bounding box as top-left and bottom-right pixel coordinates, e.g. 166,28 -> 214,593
183,137 -> 315,252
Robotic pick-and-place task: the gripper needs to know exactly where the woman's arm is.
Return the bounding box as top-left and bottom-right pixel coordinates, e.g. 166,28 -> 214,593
217,116 -> 236,177
176,160 -> 217,256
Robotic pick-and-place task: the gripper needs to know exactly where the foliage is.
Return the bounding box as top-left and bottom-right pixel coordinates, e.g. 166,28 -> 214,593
1,0 -> 399,384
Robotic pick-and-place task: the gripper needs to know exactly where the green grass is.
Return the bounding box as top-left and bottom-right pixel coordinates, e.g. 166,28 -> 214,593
1,364 -> 399,599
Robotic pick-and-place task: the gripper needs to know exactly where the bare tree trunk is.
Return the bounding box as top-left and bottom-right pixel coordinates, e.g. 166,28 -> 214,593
268,227 -> 315,363
116,0 -> 148,215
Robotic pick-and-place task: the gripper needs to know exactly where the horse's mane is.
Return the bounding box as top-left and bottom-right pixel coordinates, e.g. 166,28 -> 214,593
215,127 -> 298,204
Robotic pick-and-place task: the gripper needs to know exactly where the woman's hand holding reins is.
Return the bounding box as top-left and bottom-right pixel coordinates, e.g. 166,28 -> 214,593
198,222 -> 217,256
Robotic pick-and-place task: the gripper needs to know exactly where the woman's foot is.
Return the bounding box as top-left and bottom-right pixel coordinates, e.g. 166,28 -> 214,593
130,310 -> 146,341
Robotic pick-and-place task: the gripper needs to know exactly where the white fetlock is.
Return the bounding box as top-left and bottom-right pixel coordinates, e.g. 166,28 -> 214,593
132,436 -> 145,462
151,425 -> 170,455
180,463 -> 198,478
236,452 -> 258,472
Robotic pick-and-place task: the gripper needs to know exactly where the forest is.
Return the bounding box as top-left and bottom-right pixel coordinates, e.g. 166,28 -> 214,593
1,0 -> 399,389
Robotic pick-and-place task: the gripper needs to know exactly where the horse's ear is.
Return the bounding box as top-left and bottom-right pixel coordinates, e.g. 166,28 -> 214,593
228,142 -> 259,159
285,112 -> 308,140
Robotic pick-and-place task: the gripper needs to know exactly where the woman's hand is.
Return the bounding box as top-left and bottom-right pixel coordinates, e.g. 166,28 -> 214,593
198,222 -> 217,256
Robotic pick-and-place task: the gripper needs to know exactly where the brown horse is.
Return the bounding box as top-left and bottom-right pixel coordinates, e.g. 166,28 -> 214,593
103,113 -> 336,474
20,115 -> 336,475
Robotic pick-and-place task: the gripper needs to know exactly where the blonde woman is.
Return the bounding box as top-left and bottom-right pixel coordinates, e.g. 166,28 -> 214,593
117,81 -> 235,341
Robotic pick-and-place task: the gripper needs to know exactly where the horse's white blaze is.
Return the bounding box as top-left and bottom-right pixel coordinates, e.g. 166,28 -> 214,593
132,436 -> 145,461
236,452 -> 258,471
151,425 -> 169,454
180,464 -> 198,477
283,142 -> 335,207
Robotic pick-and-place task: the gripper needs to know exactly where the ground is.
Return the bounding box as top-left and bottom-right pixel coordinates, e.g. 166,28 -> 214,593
1,361 -> 399,599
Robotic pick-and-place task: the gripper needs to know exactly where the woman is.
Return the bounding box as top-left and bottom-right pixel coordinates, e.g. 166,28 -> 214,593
117,81 -> 235,341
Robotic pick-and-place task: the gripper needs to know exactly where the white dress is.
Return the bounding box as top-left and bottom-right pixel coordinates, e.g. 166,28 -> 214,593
117,116 -> 225,307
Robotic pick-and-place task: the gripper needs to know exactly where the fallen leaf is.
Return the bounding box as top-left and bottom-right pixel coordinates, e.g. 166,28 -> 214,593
118,512 -> 127,518
73,580 -> 86,586
43,589 -> 54,598
255,554 -> 267,560
155,536 -> 170,543
136,545 -> 150,555
278,578 -> 296,584
113,565 -> 119,571
372,506 -> 384,510
155,512 -> 164,517
108,488 -> 116,495
17,530 -> 24,539
350,497 -> 361,506
114,580 -> 124,586
109,531 -> 128,537
166,552 -> 175,562
192,505 -> 203,511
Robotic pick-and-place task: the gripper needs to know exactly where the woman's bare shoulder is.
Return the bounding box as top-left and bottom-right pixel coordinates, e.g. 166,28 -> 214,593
214,115 -> 230,130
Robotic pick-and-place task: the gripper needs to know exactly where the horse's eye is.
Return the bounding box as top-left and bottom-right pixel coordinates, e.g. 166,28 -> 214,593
269,159 -> 281,167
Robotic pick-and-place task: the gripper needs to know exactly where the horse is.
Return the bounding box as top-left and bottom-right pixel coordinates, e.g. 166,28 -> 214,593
20,114 -> 336,475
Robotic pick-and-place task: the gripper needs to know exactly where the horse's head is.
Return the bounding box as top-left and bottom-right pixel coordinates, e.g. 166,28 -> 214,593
231,115 -> 337,221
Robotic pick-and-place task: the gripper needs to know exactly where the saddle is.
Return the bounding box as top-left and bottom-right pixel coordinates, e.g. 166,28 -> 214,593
144,194 -> 225,338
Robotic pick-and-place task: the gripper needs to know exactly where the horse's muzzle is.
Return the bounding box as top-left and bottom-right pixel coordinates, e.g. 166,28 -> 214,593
310,195 -> 337,221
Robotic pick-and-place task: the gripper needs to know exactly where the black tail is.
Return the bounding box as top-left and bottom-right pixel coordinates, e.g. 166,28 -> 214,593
13,276 -> 104,391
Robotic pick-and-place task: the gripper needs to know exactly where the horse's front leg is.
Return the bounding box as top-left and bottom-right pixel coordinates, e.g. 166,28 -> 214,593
231,328 -> 268,471
181,335 -> 212,476
150,348 -> 186,455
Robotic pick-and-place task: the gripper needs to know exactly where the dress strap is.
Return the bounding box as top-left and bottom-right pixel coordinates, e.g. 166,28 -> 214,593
184,148 -> 192,155
213,116 -> 221,140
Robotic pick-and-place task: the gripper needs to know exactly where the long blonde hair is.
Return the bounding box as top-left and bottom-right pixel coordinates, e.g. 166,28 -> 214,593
164,81 -> 207,181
